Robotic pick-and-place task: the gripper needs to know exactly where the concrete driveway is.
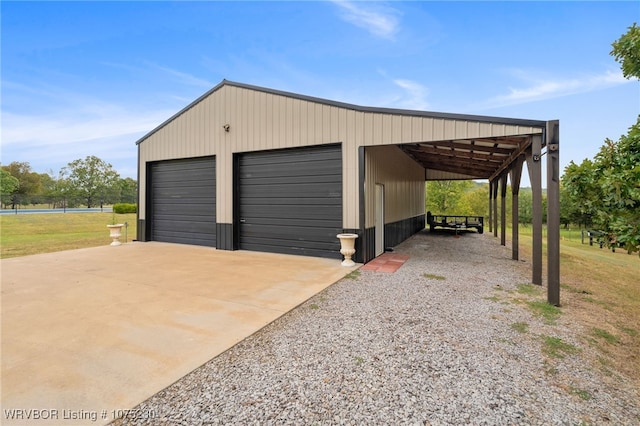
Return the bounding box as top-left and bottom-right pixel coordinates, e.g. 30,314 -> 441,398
1,242 -> 357,425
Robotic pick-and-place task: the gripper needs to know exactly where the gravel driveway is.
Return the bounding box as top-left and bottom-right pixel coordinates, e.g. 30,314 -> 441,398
113,231 -> 640,425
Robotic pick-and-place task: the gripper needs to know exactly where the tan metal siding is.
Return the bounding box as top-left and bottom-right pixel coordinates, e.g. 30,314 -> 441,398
138,83 -> 542,231
364,146 -> 425,228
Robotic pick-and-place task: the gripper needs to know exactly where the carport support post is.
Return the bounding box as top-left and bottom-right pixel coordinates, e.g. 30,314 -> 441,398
546,120 -> 560,306
526,135 -> 543,285
510,156 -> 524,260
488,179 -> 494,234
500,173 -> 508,246
492,179 -> 498,238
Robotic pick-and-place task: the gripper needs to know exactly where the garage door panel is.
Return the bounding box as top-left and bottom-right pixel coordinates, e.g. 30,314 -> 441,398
241,224 -> 340,240
241,236 -> 339,250
242,217 -> 341,228
153,219 -> 215,233
152,232 -> 216,247
153,214 -> 216,224
240,205 -> 342,220
152,170 -> 214,182
238,144 -> 342,259
153,196 -> 216,206
238,197 -> 341,206
153,180 -> 215,190
152,169 -> 214,183
238,163 -> 341,179
239,174 -> 341,186
153,204 -> 215,216
240,179 -> 341,190
240,240 -> 340,259
150,157 -> 216,247
240,148 -> 340,166
239,185 -> 340,199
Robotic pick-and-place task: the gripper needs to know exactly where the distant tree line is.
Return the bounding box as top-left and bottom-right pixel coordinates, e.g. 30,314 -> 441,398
1,156 -> 137,210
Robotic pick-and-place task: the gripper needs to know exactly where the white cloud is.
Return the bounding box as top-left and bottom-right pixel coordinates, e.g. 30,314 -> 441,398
2,110 -> 168,148
392,79 -> 430,110
330,0 -> 400,40
1,82 -> 175,176
150,64 -> 214,88
1,107 -> 170,177
484,69 -> 630,108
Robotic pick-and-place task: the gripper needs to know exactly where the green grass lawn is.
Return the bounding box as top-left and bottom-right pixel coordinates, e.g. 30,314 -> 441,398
510,224 -> 640,386
0,213 -> 137,258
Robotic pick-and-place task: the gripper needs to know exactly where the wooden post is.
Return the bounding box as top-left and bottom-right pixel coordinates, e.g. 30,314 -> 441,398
510,156 -> 524,260
500,173 -> 508,246
526,135 -> 543,285
547,120 -> 560,306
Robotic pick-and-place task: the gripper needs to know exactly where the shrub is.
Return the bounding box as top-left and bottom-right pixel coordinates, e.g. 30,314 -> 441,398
113,203 -> 137,214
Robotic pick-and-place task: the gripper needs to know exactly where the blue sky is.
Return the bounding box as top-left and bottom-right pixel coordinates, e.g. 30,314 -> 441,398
2,1 -> 638,185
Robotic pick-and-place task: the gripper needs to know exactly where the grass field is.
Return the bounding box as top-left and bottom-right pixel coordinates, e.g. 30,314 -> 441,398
514,225 -> 640,387
0,213 -> 137,258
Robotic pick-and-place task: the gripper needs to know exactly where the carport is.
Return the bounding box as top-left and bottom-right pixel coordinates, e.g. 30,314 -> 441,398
399,120 -> 560,305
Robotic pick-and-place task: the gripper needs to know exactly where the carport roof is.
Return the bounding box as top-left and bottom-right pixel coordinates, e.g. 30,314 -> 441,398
400,134 -> 539,181
136,79 -> 547,180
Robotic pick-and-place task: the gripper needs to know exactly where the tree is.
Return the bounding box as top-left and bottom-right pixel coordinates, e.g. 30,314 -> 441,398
0,169 -> 19,207
593,118 -> 640,254
518,189 -> 533,225
118,177 -> 138,204
611,22 -> 640,80
561,159 -> 599,227
1,162 -> 42,207
426,180 -> 473,213
38,170 -> 72,209
461,183 -> 489,217
559,184 -> 577,229
63,156 -> 120,208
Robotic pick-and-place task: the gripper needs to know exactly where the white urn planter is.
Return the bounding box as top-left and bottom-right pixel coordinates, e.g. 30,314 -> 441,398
107,224 -> 125,246
336,233 -> 359,266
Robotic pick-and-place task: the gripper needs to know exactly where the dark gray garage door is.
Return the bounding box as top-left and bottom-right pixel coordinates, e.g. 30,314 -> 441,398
150,156 -> 216,247
238,144 -> 342,259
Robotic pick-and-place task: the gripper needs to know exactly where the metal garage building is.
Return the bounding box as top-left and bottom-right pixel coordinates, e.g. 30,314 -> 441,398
136,80 -> 560,303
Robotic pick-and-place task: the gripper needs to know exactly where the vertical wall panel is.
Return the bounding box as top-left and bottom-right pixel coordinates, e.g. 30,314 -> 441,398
364,145 -> 425,228
444,120 -> 456,139
330,106 -> 339,142
433,119 -> 444,140
306,101 -> 315,144
382,115 -> 392,145
456,120 -> 468,138
467,121 -> 480,140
